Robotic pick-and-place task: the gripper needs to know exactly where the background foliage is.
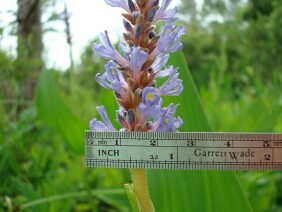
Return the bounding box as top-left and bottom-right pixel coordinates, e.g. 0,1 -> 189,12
1,0 -> 282,211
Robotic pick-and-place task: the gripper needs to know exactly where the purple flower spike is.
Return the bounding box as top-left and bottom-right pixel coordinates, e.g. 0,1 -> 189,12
157,69 -> 183,96
91,0 -> 186,134
150,20 -> 186,58
90,106 -> 116,131
93,31 -> 127,65
153,0 -> 178,22
138,87 -> 162,122
104,0 -> 130,13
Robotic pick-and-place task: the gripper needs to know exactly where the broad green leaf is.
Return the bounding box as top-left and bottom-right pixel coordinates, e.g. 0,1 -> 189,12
147,52 -> 252,211
36,70 -> 86,155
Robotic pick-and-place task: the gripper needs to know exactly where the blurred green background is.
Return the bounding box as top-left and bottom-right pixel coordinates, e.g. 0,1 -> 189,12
1,0 -> 282,211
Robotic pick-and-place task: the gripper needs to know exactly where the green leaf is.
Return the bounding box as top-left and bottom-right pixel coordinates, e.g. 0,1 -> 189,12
124,184 -> 155,212
147,52 -> 252,211
20,189 -> 128,211
35,70 -> 86,155
124,184 -> 142,212
94,188 -> 130,211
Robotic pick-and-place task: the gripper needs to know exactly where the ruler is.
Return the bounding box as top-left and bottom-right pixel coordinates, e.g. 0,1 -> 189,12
85,131 -> 282,170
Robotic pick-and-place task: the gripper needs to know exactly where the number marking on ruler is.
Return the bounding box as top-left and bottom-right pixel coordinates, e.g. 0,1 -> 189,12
85,131 -> 282,170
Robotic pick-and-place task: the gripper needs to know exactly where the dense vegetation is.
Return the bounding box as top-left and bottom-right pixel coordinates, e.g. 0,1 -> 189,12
1,0 -> 281,211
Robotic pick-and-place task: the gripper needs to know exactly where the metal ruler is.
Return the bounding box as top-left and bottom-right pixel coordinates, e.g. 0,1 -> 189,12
85,131 -> 282,170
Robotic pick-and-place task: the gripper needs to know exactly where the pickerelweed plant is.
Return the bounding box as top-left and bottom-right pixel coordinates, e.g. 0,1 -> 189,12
90,0 -> 186,211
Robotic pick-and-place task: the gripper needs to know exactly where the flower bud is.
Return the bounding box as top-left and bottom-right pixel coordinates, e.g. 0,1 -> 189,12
134,24 -> 141,39
128,0 -> 136,13
123,19 -> 133,31
127,109 -> 136,130
150,81 -> 156,87
135,88 -> 143,97
149,31 -> 156,39
148,67 -> 154,74
136,0 -> 145,7
145,121 -> 153,130
146,7 -> 158,22
117,110 -> 128,128
133,11 -> 140,20
152,0 -> 159,7
114,92 -> 121,99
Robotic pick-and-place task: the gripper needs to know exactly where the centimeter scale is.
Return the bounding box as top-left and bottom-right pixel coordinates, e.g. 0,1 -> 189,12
85,131 -> 282,170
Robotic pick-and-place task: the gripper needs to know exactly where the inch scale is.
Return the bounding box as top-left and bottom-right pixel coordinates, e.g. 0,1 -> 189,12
85,131 -> 282,170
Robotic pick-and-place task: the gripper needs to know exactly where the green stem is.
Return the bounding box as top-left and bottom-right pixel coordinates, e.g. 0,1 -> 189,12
130,168 -> 153,212
20,188 -> 124,210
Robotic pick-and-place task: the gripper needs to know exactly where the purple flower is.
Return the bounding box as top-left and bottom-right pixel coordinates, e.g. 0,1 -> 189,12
153,0 -> 178,22
96,61 -> 128,98
104,0 -> 130,13
152,104 -> 183,132
93,31 -> 127,65
155,65 -> 174,78
117,44 -> 148,76
151,54 -> 169,72
118,42 -> 131,54
90,106 -> 116,131
150,54 -> 176,78
138,87 -> 162,122
157,69 -> 183,96
126,47 -> 148,73
150,20 -> 186,58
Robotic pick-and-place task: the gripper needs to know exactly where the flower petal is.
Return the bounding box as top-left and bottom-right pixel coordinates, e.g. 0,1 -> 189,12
138,87 -> 162,121
151,54 -> 169,72
96,106 -> 116,131
150,20 -> 186,57
153,0 -> 177,22
157,69 -> 183,96
155,65 -> 174,78
142,87 -> 161,106
104,0 -> 130,12
119,42 -> 131,54
128,47 -> 148,72
93,31 -> 127,65
90,118 -> 109,131
151,104 -> 182,132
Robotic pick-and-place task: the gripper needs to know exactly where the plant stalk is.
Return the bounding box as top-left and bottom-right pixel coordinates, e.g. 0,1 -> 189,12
130,168 -> 153,212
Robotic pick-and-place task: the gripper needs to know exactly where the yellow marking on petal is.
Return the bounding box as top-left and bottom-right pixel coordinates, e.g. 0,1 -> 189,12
111,69 -> 115,74
146,93 -> 155,101
166,29 -> 172,34
165,118 -> 169,123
